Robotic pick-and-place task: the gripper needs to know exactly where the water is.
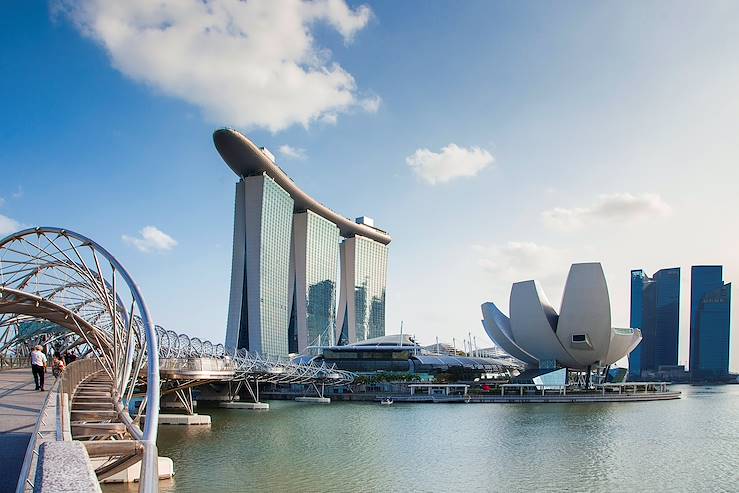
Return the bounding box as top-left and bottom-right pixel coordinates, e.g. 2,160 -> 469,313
106,385 -> 739,492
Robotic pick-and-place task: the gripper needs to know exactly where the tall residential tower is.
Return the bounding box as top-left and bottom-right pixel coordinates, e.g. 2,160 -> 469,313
215,128 -> 391,357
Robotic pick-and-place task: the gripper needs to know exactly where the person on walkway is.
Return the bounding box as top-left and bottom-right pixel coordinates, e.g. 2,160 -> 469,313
52,354 -> 65,378
63,352 -> 77,365
30,345 -> 47,391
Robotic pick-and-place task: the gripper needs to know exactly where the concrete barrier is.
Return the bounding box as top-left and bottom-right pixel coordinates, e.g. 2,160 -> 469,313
33,441 -> 101,493
219,401 -> 269,410
295,397 -> 331,404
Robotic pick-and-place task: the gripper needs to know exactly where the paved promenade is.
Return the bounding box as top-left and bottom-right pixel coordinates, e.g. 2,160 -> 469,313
0,369 -> 49,493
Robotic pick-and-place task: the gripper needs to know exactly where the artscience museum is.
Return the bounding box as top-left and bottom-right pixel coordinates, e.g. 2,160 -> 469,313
481,262 -> 642,384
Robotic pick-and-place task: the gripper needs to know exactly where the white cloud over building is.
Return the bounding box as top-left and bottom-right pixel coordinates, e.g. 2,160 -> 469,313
56,0 -> 376,132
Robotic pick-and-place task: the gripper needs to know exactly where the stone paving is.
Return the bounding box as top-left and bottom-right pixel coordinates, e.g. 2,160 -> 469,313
0,368 -> 50,493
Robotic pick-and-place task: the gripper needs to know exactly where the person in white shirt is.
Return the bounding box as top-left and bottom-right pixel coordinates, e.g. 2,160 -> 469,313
30,345 -> 48,391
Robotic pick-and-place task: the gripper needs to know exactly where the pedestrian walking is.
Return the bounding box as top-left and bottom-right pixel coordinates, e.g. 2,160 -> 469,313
52,354 -> 65,378
30,345 -> 47,391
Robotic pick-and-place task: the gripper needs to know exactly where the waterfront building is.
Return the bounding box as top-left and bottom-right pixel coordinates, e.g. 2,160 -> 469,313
481,263 -> 642,378
224,174 -> 294,357
294,334 -> 513,377
288,210 -> 340,353
690,266 -> 732,378
628,268 -> 680,378
336,232 -> 389,344
215,128 -> 391,357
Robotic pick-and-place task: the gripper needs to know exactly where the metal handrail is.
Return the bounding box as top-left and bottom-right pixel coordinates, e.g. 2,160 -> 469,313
61,358 -> 102,396
0,356 -> 30,370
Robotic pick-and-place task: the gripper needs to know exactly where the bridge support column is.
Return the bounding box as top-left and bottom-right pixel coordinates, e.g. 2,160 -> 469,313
159,391 -> 197,415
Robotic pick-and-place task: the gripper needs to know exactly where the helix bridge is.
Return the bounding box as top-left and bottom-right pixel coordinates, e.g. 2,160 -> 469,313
0,227 -> 354,492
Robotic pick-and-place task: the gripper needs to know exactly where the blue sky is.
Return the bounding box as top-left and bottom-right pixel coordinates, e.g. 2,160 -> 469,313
1,1 -> 738,370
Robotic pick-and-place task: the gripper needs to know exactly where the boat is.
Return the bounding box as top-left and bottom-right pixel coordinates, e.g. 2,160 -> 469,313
380,398 -> 393,405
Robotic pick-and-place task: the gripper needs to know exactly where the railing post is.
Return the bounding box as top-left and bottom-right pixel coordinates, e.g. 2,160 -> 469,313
138,440 -> 160,493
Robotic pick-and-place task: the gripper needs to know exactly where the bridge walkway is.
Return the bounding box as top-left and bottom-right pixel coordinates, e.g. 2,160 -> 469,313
0,369 -> 50,493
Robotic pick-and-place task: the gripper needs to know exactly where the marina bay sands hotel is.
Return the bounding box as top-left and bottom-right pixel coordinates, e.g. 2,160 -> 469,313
214,128 -> 391,358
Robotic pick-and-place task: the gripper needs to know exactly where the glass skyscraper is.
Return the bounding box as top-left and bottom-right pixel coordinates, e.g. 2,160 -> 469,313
690,266 -> 732,378
288,210 -> 340,353
225,175 -> 294,357
216,129 -> 391,357
337,235 -> 388,344
628,270 -> 648,377
628,268 -> 680,377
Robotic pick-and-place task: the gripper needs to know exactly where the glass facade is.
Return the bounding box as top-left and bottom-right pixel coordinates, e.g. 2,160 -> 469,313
629,268 -> 680,377
222,134 -> 391,358
255,176 -> 294,357
353,236 -> 388,342
653,268 -> 680,367
288,210 -> 339,353
628,270 -> 648,377
690,266 -> 731,377
338,235 -> 388,344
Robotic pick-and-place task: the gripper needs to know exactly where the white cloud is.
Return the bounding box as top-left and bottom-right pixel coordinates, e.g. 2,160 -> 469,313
406,143 -> 494,185
473,242 -> 568,284
0,197 -> 5,207
122,226 -> 177,253
542,193 -> 672,231
279,145 -> 307,160
11,186 -> 23,199
360,95 -> 381,113
55,0 -> 375,132
0,214 -> 22,237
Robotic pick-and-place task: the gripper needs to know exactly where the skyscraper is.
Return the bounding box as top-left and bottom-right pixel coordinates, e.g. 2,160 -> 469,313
215,128 -> 391,357
336,233 -> 388,344
288,210 -> 340,353
628,270 -> 648,377
628,268 -> 680,377
225,175 -> 294,357
690,266 -> 731,378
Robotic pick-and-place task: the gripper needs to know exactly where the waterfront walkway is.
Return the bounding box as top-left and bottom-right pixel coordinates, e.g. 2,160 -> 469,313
0,369 -> 49,493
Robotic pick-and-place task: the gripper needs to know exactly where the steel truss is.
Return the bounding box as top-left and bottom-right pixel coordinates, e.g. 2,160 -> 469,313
0,227 -> 160,492
1,227 -> 355,414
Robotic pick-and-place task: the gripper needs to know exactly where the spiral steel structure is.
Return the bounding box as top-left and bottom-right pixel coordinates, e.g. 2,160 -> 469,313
0,227 -> 160,491
155,326 -> 354,385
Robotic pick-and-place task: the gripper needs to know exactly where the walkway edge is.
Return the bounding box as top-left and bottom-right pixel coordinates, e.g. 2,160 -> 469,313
15,378 -> 60,493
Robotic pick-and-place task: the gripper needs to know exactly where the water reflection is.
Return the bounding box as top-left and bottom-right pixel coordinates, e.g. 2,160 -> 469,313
104,385 -> 739,492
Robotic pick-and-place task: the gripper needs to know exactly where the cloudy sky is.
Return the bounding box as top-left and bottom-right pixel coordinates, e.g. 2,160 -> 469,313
2,1 -> 737,370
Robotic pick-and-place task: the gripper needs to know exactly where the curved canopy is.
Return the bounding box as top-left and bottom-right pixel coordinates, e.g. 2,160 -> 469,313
213,128 -> 391,245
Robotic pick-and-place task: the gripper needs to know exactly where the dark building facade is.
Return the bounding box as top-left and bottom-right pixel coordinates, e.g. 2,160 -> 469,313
629,268 -> 680,377
690,266 -> 732,378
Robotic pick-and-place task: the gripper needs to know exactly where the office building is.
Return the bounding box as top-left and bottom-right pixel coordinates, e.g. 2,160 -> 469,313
628,268 -> 680,377
690,266 -> 731,378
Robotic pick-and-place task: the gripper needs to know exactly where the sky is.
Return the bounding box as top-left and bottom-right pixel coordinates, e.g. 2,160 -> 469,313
1,0 -> 738,371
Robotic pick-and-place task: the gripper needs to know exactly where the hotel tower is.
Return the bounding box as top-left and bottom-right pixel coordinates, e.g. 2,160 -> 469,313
214,128 -> 391,357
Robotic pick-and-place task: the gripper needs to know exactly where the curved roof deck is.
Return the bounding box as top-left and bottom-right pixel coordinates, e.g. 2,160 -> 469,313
213,128 -> 392,245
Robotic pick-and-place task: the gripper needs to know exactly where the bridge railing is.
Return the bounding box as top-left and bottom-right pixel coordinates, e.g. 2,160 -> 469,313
15,378 -> 62,493
60,358 -> 103,397
159,357 -> 237,374
0,355 -> 30,371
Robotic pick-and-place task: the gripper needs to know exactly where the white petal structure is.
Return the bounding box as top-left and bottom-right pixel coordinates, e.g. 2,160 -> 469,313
481,303 -> 538,365
481,262 -> 642,370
